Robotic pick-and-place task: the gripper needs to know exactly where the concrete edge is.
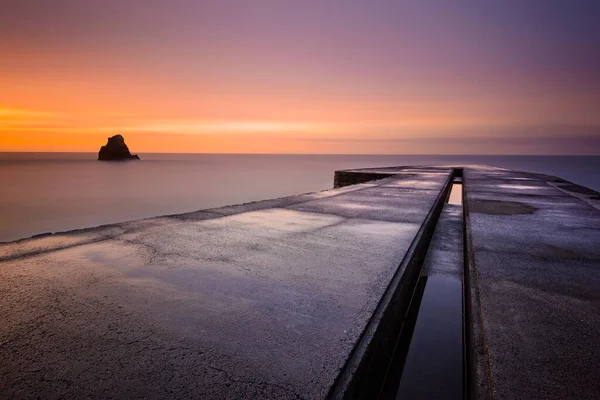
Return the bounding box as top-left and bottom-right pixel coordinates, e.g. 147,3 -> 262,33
326,171 -> 454,399
333,165 -> 460,189
333,170 -> 394,188
547,181 -> 600,212
0,175 -> 399,263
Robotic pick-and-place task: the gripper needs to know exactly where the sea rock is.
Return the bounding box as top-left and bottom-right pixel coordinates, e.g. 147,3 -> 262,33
98,135 -> 140,161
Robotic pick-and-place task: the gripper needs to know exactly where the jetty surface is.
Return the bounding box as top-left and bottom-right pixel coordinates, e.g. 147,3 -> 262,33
1,165 -> 599,399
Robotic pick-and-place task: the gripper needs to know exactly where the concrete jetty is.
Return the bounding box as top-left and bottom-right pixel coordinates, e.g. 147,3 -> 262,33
1,165 -> 599,399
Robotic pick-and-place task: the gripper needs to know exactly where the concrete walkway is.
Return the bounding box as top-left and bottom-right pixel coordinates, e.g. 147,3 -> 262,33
1,165 -> 599,399
465,167 -> 600,399
0,169 -> 452,399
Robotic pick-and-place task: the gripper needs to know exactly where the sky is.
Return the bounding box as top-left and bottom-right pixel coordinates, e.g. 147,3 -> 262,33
1,0 -> 599,154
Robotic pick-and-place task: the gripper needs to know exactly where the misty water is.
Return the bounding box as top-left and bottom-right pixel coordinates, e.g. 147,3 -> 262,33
1,153 -> 599,242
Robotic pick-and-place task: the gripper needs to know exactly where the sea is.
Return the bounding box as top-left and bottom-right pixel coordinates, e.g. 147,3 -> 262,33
1,153 -> 599,243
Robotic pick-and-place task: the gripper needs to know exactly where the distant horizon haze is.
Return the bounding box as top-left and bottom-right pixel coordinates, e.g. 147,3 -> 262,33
1,150 -> 600,156
1,153 -> 599,242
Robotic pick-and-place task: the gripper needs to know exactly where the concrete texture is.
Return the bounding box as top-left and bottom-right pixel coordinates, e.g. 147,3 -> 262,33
0,169 -> 451,399
2,165 -> 599,399
465,167 -> 600,400
420,204 -> 463,278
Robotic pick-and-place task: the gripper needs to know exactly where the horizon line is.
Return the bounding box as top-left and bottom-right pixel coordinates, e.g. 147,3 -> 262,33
1,151 -> 599,157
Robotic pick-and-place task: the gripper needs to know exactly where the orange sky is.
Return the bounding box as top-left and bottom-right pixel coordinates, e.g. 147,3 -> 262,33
1,1 -> 599,154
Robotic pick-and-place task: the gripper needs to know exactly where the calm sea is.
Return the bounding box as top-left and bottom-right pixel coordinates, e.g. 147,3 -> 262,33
1,153 -> 599,242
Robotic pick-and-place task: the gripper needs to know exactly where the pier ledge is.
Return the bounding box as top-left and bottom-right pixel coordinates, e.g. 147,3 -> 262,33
1,165 -> 599,399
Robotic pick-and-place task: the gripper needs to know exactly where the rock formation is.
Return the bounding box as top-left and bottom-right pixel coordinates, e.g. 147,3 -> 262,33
98,135 -> 140,161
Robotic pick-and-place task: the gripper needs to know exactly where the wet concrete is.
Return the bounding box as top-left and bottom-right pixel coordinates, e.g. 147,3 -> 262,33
465,167 -> 600,400
380,205 -> 464,400
469,199 -> 536,215
448,183 -> 463,206
0,169 -> 451,399
394,275 -> 463,400
1,165 -> 599,399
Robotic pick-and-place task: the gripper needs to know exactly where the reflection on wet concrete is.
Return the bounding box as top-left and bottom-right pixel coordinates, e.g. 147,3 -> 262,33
377,201 -> 464,400
448,183 -> 463,205
497,184 -> 545,190
394,275 -> 463,400
377,275 -> 464,400
3,165 -> 600,399
465,167 -> 600,399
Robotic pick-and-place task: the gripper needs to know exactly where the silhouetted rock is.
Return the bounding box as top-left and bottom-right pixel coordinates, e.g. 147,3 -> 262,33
98,135 -> 140,161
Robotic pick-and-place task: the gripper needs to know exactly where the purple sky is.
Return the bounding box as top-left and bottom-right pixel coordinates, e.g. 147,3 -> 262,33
1,0 -> 599,153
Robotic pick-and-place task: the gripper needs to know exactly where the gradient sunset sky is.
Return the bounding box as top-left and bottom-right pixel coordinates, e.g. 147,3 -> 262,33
1,0 -> 599,154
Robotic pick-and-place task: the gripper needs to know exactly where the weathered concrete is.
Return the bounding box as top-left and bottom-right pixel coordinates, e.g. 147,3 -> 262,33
0,169 -> 452,399
1,165 -> 599,399
464,167 -> 600,400
420,204 -> 464,278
